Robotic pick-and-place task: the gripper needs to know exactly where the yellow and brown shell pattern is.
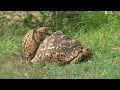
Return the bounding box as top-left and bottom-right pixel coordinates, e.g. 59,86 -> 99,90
22,27 -> 52,62
30,30 -> 92,65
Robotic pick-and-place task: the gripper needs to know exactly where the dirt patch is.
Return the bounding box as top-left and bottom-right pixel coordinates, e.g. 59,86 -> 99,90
112,44 -> 120,50
5,50 -> 26,65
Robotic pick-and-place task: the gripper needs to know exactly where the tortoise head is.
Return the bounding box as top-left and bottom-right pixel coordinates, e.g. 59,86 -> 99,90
34,27 -> 52,43
81,48 -> 92,57
36,27 -> 52,36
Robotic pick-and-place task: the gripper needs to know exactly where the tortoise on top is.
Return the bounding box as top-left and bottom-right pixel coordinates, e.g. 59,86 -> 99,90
22,27 -> 52,62
30,30 -> 92,65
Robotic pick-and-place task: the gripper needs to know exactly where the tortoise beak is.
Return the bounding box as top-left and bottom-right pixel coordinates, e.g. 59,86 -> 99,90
82,48 -> 92,56
46,30 -> 52,35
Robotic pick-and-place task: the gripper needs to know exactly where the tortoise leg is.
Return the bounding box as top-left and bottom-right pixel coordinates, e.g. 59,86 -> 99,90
29,57 -> 38,65
29,61 -> 33,66
70,53 -> 82,64
26,54 -> 34,63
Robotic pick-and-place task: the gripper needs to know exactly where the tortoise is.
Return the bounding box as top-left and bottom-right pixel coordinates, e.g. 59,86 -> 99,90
22,27 -> 52,62
30,30 -> 92,65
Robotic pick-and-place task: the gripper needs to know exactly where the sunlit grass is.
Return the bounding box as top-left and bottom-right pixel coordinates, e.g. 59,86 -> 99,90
0,11 -> 120,79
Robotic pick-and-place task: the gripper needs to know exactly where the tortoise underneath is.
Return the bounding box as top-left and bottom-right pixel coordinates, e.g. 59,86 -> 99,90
22,27 -> 52,62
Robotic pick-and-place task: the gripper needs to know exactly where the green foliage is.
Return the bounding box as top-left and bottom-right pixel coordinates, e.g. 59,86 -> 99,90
1,11 -> 120,36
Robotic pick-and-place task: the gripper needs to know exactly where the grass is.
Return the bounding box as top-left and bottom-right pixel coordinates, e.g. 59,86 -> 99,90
0,11 -> 120,79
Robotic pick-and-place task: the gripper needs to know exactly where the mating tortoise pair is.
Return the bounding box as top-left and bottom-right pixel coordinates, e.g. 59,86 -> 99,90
22,27 -> 92,65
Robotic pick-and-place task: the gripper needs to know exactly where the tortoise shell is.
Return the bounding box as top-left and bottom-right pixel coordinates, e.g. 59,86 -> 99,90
22,27 -> 52,62
30,30 -> 91,65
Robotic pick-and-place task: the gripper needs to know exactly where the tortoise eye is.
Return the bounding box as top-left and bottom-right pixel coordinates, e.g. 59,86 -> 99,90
86,48 -> 91,51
